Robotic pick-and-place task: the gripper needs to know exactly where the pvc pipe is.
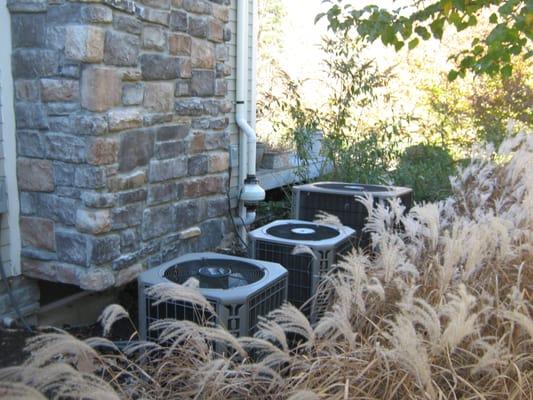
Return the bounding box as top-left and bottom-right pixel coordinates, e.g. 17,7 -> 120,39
236,0 -> 257,178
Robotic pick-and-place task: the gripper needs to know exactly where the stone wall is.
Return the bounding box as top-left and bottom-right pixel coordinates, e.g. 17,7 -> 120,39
9,0 -> 233,290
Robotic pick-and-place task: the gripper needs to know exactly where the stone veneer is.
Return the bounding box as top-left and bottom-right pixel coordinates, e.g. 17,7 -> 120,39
9,0 -> 233,290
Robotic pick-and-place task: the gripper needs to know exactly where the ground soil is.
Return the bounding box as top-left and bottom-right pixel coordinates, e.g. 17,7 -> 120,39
0,282 -> 139,369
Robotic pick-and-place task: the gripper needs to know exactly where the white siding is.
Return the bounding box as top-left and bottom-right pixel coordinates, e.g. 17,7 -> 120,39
228,0 -> 255,194
0,0 -> 21,278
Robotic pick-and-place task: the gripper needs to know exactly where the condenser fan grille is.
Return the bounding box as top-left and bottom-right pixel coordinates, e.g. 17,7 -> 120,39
314,183 -> 393,192
164,258 -> 265,289
266,223 -> 339,241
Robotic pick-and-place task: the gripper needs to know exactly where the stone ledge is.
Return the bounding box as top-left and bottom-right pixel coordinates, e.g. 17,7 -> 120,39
7,0 -> 47,13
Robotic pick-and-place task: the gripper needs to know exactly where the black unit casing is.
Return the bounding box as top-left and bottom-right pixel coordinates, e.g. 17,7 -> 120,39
248,220 -> 355,319
292,182 -> 413,248
138,253 -> 288,340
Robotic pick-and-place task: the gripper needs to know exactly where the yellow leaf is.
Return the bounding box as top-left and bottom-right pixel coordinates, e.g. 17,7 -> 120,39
442,0 -> 453,15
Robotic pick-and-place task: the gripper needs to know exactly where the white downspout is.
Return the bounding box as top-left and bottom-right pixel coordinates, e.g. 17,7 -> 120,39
236,0 -> 264,233
236,0 -> 256,177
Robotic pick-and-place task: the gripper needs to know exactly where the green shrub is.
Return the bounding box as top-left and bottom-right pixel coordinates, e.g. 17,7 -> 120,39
393,144 -> 456,202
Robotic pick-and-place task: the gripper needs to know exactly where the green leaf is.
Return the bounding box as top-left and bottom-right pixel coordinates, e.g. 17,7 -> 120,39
501,64 -> 513,77
447,70 -> 459,81
381,25 -> 396,45
394,40 -> 405,51
415,26 -> 431,40
314,12 -> 326,24
408,37 -> 420,49
430,18 -> 445,39
489,12 -> 498,24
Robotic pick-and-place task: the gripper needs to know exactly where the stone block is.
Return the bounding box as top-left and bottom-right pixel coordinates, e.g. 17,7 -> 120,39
188,16 -> 207,38
59,64 -> 80,79
120,228 -> 139,253
11,14 -> 46,48
15,102 -> 48,130
142,25 -> 167,51
81,5 -> 113,23
207,196 -> 227,218
175,99 -> 219,116
122,83 -> 144,106
207,19 -> 224,43
143,113 -> 174,126
40,79 -> 79,102
205,131 -> 229,150
175,199 -> 207,230
191,38 -> 215,69
89,234 -> 121,265
143,82 -> 174,112
53,162 -> 75,186
216,61 -> 231,78
45,133 -> 87,163
175,80 -> 190,97
46,102 -> 80,116
212,3 -> 229,22
16,136 -> 42,167
155,140 -> 187,159
46,3 -> 82,25
115,263 -> 144,286
108,170 -> 146,191
45,26 -> 66,52
63,114 -> 108,136
191,70 -> 215,97
65,25 -> 105,63
118,128 -> 155,172
108,108 -> 143,131
188,154 -> 208,176
7,0 -> 48,13
88,137 -> 119,165
140,0 -> 170,9
0,275 -> 39,319
215,78 -> 227,96
155,123 -> 190,141
56,228 -> 88,266
183,0 -> 210,14
82,191 -> 117,208
112,203 -> 144,229
182,175 -> 226,198
189,131 -> 205,153
140,54 -> 190,80
12,49 -> 59,78
223,25 -> 231,42
81,66 -> 122,112
21,192 -> 79,226
208,151 -> 229,173
198,218 -> 224,250
20,217 -> 55,251
179,226 -> 202,240
104,30 -> 140,66
79,268 -> 115,290
17,158 -> 54,192
142,205 -> 176,240
148,157 -> 188,182
169,33 -> 191,55
21,247 -> 57,261
76,209 -> 112,234
169,10 -> 187,32
137,6 -> 169,26
74,165 -> 107,189
215,44 -> 228,61
15,80 -> 40,101
113,14 -> 142,35
118,188 -> 147,205
147,181 -> 181,205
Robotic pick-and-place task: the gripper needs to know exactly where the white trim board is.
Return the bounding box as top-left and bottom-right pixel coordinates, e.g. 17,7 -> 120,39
0,0 -> 21,278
